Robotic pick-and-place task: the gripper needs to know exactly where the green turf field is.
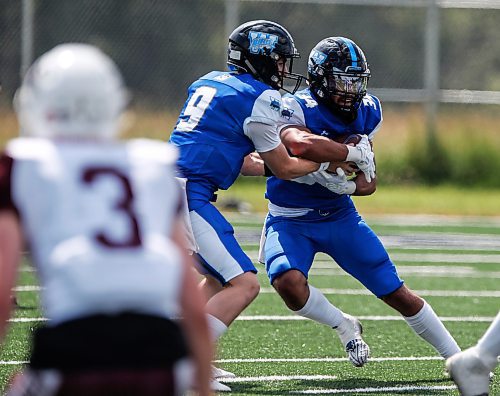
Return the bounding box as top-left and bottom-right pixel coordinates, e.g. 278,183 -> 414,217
1,213 -> 499,395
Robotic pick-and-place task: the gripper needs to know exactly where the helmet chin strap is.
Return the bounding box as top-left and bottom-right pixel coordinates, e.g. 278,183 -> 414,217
244,59 -> 280,89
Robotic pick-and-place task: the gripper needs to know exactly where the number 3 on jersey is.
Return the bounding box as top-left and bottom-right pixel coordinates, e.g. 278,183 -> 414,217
176,86 -> 216,132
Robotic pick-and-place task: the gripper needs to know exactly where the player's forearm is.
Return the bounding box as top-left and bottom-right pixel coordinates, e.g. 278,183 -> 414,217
184,316 -> 213,396
275,157 -> 324,179
0,211 -> 22,342
179,259 -> 213,396
281,128 -> 349,162
352,173 -> 377,196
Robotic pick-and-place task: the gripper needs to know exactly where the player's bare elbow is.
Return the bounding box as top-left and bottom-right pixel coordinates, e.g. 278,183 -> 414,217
287,141 -> 307,157
270,166 -> 293,180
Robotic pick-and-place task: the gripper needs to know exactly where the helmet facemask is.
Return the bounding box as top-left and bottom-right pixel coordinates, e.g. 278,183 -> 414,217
320,67 -> 370,113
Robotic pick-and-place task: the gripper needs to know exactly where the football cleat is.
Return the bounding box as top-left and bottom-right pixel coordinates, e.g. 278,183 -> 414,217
212,365 -> 236,379
446,347 -> 490,396
335,314 -> 370,367
345,338 -> 371,367
210,378 -> 232,392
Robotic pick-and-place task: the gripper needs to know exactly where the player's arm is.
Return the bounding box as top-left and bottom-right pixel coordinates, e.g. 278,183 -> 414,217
245,120 -> 326,180
244,91 -> 328,180
0,154 -> 23,342
281,126 -> 349,162
0,210 -> 22,342
171,218 -> 213,396
281,126 -> 375,182
258,142 -> 324,180
352,172 -> 377,196
240,152 -> 265,176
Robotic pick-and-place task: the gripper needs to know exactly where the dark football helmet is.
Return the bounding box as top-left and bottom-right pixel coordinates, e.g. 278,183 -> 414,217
308,37 -> 371,117
227,20 -> 304,93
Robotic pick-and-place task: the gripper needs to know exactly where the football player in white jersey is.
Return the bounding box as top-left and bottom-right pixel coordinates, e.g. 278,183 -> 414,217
446,311 -> 499,396
169,21 -> 375,391
0,44 -> 212,396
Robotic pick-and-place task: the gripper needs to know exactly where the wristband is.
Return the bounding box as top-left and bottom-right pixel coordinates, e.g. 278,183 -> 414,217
345,145 -> 361,162
318,162 -> 330,172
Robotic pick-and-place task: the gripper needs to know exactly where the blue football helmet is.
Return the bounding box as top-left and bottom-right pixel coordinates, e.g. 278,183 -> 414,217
308,37 -> 371,116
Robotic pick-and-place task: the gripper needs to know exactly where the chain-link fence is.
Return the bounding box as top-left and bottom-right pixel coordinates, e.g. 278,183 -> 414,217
1,0 -> 500,112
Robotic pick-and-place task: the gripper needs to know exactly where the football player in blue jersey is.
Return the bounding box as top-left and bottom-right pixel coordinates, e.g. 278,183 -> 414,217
261,37 -> 461,367
169,22 -> 375,390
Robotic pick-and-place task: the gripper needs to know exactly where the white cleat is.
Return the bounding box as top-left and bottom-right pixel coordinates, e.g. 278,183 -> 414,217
446,347 -> 490,396
212,365 -> 236,379
210,378 -> 232,392
335,314 -> 370,367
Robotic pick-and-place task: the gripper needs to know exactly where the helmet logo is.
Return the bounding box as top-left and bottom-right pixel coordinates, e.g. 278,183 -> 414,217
248,31 -> 278,54
308,50 -> 327,69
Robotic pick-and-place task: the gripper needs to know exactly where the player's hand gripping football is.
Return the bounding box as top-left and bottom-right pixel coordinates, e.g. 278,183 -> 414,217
345,135 -> 375,183
324,168 -> 356,195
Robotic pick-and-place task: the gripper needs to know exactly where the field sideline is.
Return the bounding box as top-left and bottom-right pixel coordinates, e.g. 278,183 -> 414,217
1,212 -> 499,395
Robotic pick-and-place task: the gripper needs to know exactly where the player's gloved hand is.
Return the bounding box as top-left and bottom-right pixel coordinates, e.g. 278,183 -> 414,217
324,168 -> 356,195
345,135 -> 375,183
292,169 -> 354,195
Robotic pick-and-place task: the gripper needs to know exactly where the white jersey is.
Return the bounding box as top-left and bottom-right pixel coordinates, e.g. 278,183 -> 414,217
2,137 -> 184,325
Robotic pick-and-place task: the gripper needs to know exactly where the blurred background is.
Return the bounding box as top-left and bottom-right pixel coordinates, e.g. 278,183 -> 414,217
1,0 -> 500,189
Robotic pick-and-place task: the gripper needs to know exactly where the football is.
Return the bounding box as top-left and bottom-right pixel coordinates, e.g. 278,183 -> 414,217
333,133 -> 363,146
330,133 -> 364,178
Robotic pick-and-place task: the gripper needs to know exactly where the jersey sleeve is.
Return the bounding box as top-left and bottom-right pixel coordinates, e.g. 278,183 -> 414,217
362,94 -> 383,140
277,95 -> 307,133
0,152 -> 17,214
243,89 -> 283,153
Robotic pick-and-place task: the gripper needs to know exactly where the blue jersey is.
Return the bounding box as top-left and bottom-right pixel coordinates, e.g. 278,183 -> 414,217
170,71 -> 283,197
266,88 -> 383,210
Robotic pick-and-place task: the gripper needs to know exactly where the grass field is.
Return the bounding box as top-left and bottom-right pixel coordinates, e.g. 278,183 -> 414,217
1,210 -> 499,395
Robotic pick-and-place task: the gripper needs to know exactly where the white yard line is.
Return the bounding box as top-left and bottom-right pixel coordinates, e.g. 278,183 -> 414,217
0,356 -> 446,366
291,385 -> 456,394
8,315 -> 497,323
213,374 -> 457,394
260,288 -> 500,297
248,252 -> 500,264
235,315 -> 497,322
221,375 -> 338,383
13,286 -> 41,291
309,268 -> 500,278
0,361 -> 28,365
216,356 -> 444,363
13,285 -> 500,297
8,318 -> 47,322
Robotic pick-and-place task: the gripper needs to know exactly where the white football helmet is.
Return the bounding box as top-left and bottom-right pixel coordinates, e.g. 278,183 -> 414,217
15,43 -> 128,139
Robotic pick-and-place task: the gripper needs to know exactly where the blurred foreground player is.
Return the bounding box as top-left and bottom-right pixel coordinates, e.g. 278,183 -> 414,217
446,311 -> 499,396
0,44 -> 212,396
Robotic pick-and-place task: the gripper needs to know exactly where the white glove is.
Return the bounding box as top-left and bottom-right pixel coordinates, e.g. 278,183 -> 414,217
324,168 -> 356,195
346,135 -> 375,183
293,168 -> 355,195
